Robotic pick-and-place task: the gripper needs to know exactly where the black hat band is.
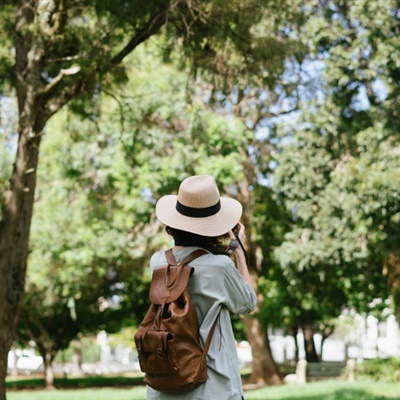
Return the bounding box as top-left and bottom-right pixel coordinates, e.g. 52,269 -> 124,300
176,200 -> 221,218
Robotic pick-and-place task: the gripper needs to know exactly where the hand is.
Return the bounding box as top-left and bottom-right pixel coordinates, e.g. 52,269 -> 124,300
229,223 -> 251,284
227,222 -> 246,257
230,222 -> 246,244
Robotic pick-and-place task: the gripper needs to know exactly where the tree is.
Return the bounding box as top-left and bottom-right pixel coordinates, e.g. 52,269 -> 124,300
1,2 -> 309,396
17,113 -> 154,387
194,27 -> 309,382
0,1 -> 176,395
273,0 -> 400,353
16,48 -> 201,387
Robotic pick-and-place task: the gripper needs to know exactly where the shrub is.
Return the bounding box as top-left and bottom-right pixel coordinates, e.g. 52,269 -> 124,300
356,357 -> 400,382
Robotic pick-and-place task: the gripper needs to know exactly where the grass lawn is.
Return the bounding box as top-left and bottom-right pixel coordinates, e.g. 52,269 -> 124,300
6,380 -> 400,400
245,380 -> 400,399
6,376 -> 144,390
7,387 -> 147,400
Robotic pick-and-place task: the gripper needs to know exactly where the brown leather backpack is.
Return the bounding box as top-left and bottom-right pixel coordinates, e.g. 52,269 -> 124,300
134,249 -> 219,393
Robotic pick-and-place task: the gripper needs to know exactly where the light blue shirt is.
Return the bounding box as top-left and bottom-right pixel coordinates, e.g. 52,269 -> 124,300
147,247 -> 258,400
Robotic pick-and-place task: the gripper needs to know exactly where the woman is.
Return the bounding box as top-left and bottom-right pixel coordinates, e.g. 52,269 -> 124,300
148,174 -> 257,400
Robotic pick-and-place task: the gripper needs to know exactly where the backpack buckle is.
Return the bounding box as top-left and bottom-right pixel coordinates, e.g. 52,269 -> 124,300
157,348 -> 167,360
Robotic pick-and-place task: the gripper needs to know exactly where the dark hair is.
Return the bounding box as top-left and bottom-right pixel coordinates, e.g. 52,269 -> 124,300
166,226 -> 228,256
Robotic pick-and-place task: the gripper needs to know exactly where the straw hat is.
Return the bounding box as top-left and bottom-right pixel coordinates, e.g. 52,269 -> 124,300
155,175 -> 242,237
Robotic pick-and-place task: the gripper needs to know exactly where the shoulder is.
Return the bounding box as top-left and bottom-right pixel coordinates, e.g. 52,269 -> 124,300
150,251 -> 167,270
194,253 -> 234,268
189,253 -> 237,279
150,248 -> 235,273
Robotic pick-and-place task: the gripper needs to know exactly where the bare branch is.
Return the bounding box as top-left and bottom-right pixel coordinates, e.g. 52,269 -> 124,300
42,66 -> 81,94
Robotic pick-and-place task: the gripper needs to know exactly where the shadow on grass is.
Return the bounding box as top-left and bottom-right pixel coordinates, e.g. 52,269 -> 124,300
6,376 -> 145,391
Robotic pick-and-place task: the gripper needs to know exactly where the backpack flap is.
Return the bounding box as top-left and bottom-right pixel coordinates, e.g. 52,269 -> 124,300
140,330 -> 171,353
135,329 -> 179,375
149,266 -> 193,304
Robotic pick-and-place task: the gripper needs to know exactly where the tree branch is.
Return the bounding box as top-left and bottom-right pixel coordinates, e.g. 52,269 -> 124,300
110,7 -> 169,65
40,2 -> 185,123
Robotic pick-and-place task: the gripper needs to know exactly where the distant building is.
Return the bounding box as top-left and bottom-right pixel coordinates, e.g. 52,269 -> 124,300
269,313 -> 400,363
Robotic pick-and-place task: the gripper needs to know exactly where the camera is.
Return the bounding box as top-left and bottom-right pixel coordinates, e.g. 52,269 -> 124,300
232,224 -> 240,237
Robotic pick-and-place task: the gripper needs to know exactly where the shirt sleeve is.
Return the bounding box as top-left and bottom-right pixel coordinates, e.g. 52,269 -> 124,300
221,257 -> 258,315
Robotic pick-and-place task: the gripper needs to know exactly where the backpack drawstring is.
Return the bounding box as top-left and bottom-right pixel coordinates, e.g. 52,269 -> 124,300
218,312 -> 223,351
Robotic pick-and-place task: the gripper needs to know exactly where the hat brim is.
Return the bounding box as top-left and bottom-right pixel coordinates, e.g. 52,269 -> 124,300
156,195 -> 242,237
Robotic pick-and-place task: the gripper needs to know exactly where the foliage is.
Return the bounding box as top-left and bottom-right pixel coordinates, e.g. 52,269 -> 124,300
108,327 -> 138,351
272,0 -> 400,335
18,99 -> 155,365
4,0 -> 400,393
55,337 -> 101,365
356,358 -> 400,383
17,39 -> 256,370
0,0 -> 315,393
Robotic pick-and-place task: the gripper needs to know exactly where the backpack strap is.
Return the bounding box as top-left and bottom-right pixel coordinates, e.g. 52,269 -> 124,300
179,249 -> 208,265
164,248 -> 220,357
165,249 -> 177,266
201,310 -> 222,365
165,248 -> 207,266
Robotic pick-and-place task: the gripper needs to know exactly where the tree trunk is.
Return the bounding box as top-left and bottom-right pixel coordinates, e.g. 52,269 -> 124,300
234,166 -> 283,387
319,324 -> 334,360
320,336 -> 327,360
240,255 -> 282,386
287,326 -> 300,363
9,348 -> 19,378
0,123 -> 42,400
71,338 -> 84,377
42,351 -> 56,390
36,343 -> 56,390
242,316 -> 282,386
0,2 -> 45,398
0,346 -> 8,400
386,252 -> 400,322
290,327 -> 299,362
294,334 -> 300,362
302,324 -> 320,362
